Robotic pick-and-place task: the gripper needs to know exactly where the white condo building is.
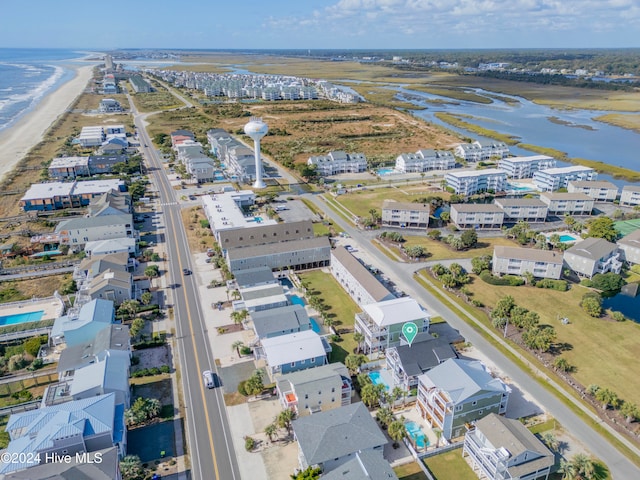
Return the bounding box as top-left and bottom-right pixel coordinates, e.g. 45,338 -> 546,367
497,155 -> 556,179
445,169 -> 508,195
394,149 -> 455,172
307,151 -> 367,176
533,166 -> 597,191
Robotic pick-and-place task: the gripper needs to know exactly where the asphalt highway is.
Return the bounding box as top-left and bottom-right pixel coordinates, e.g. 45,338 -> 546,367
132,99 -> 240,480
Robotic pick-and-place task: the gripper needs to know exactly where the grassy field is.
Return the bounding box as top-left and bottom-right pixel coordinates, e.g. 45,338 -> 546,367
402,236 -> 517,262
594,113 -> 640,133
180,207 -> 216,254
423,450 -> 477,480
74,92 -> 131,111
350,83 -> 427,110
335,185 -> 448,219
394,462 -> 428,480
130,91 -> 182,113
298,269 -> 360,363
408,85 -> 493,104
464,278 -> 640,404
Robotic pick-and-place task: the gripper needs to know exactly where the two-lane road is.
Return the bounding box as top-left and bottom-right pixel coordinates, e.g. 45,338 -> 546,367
131,97 -> 240,480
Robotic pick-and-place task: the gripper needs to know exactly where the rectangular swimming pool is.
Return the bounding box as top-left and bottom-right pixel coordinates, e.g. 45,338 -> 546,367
0,310 -> 45,326
405,421 -> 429,450
368,371 -> 390,390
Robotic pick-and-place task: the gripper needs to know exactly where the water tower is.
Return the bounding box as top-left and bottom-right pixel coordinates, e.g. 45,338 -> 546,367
244,117 -> 269,189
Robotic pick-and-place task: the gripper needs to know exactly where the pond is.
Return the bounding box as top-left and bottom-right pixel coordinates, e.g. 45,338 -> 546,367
602,284 -> 640,323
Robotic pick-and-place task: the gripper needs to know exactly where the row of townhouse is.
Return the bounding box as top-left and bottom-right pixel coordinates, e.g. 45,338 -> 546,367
394,149 -> 456,173
450,192 -> 596,229
497,155 -> 556,179
492,236 -> 624,280
445,168 -> 508,196
48,154 -> 129,179
307,151 -> 368,176
533,166 -> 597,191
381,200 -> 431,228
454,141 -> 510,162
171,130 -> 216,183
207,128 -> 261,184
0,299 -> 129,478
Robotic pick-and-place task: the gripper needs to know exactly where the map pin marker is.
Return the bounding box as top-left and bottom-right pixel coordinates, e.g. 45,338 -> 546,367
402,322 -> 418,347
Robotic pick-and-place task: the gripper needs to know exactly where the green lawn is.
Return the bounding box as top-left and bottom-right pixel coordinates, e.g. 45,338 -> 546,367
394,462 -> 428,480
403,236 -> 517,261
424,450 -> 477,480
336,186 -> 449,219
298,270 -> 360,363
464,278 -> 640,404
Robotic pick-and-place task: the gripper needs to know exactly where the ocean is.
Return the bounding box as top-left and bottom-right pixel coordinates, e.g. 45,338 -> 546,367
0,48 -> 85,133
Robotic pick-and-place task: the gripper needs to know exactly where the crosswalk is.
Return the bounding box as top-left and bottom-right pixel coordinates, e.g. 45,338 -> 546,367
159,202 -> 178,206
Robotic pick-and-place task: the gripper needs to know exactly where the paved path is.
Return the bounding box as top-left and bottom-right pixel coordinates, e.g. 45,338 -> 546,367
305,193 -> 640,479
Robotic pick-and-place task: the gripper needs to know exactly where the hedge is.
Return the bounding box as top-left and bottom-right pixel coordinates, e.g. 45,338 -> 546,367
535,279 -> 568,291
479,270 -> 525,286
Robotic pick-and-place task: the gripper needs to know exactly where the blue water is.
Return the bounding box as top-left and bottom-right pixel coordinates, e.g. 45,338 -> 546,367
0,310 -> 45,326
310,318 -> 321,333
0,49 -> 84,133
368,371 -> 390,390
507,183 -> 535,192
405,421 -> 429,450
377,168 -> 396,176
559,234 -> 578,242
603,291 -> 640,323
290,294 -> 305,306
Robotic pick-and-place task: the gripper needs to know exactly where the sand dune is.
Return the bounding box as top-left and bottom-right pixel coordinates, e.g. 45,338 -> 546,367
0,63 -> 96,183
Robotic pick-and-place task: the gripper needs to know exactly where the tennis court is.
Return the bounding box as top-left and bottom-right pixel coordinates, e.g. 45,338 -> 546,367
615,219 -> 640,237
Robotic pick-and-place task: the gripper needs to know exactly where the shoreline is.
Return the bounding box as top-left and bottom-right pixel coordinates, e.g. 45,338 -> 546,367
0,62 -> 96,184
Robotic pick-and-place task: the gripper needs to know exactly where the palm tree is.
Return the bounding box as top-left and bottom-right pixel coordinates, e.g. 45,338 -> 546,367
119,455 -> 143,479
559,453 -> 605,480
433,428 -> 442,448
391,386 -> 404,409
231,340 -> 244,357
595,387 -> 620,410
277,408 -> 296,435
387,420 -> 407,448
361,384 -> 380,408
621,402 -> 640,423
264,423 -> 278,442
541,432 -> 559,452
230,309 -> 248,325
353,332 -> 365,354
231,289 -> 241,300
376,406 -> 393,428
146,398 -> 161,419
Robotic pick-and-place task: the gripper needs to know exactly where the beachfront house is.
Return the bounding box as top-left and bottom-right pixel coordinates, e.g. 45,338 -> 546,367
276,362 -> 352,416
0,393 -> 126,476
533,166 -> 597,191
381,200 -> 430,229
48,156 -> 90,179
494,198 -> 548,223
250,304 -> 312,340
50,299 -> 115,347
354,297 -> 430,354
237,283 -> 288,312
455,143 -> 483,162
416,359 -> 511,441
445,169 -> 508,196
257,330 -> 329,381
292,402 -> 387,472
450,203 -> 505,229
617,229 -> 640,265
19,179 -> 126,211
54,214 -> 135,250
497,155 -> 556,179
99,98 -> 122,113
492,246 -> 563,279
330,246 -> 395,307
463,413 -> 554,480
320,450 -> 399,480
385,334 -> 458,393
563,237 -> 622,278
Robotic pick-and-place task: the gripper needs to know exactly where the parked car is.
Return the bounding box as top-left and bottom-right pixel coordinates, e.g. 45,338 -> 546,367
183,269 -> 191,276
202,370 -> 216,389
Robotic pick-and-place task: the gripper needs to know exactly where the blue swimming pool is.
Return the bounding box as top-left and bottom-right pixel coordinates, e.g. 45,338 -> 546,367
310,318 -> 321,334
0,310 -> 45,327
376,168 -> 396,176
290,295 -> 305,306
368,371 -> 390,390
507,183 -> 535,192
405,421 -> 429,450
559,234 -> 579,243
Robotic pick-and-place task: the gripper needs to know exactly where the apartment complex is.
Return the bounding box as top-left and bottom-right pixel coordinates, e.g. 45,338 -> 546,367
567,180 -> 618,202
492,246 -> 563,279
394,149 -> 455,172
494,198 -> 548,223
563,237 -> 622,278
307,151 -> 368,176
381,200 -> 430,228
445,169 -> 508,195
450,204 -> 505,229
533,166 -> 597,191
539,192 -> 595,215
497,155 -> 556,179
620,185 -> 640,206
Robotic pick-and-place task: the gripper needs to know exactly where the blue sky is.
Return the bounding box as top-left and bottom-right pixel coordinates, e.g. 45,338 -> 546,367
1,0 -> 638,49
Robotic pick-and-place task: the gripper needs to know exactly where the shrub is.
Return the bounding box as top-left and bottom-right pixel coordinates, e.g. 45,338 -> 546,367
471,299 -> 484,307
160,365 -> 170,373
535,279 -> 568,291
611,311 -> 626,322
149,367 -> 160,376
244,436 -> 255,451
480,270 -> 525,286
237,380 -> 248,396
240,346 -> 252,355
580,292 -> 602,317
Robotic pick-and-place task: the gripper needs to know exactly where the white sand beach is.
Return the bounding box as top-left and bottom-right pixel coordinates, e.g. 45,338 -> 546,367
0,63 -> 96,183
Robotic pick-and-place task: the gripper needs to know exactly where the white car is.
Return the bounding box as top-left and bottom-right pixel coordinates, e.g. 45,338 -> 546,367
202,370 -> 216,389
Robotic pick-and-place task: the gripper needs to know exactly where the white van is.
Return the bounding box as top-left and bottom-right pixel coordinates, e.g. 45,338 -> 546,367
202,370 -> 215,389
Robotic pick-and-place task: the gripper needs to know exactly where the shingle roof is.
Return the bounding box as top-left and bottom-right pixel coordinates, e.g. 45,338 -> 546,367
494,246 -> 563,264
565,237 -> 618,260
494,198 -> 547,207
473,413 -> 554,478
382,200 -> 430,212
331,247 -> 393,303
361,297 -> 428,327
234,267 -> 277,288
261,330 -> 326,366
392,335 -> 457,377
418,359 -> 510,405
618,228 -> 640,247
227,235 -> 330,260
292,402 -> 387,466
320,450 -> 399,480
57,324 -> 129,373
251,305 -> 311,338
56,214 -> 132,232
451,203 -> 504,213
